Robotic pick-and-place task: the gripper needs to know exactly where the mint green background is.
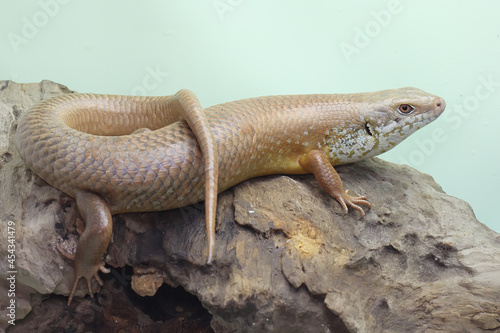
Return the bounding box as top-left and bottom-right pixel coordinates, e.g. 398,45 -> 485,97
1,1 -> 498,231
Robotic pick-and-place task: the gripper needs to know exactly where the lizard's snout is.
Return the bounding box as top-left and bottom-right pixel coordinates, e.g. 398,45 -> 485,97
435,97 -> 446,115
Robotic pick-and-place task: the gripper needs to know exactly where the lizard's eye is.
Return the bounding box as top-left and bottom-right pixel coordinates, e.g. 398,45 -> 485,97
398,104 -> 415,114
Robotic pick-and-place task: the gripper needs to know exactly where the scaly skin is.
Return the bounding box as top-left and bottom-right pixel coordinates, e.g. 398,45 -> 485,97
15,87 -> 445,304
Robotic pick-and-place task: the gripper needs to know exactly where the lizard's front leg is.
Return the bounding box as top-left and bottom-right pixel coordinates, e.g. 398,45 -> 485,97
299,150 -> 371,217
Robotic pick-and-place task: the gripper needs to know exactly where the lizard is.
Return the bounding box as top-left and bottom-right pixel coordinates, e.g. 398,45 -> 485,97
15,87 -> 445,304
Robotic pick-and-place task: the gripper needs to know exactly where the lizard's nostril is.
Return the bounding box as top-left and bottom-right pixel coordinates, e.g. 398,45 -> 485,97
436,98 -> 446,110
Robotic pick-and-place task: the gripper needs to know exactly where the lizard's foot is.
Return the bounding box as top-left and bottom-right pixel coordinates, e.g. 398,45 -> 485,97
67,261 -> 110,306
334,190 -> 371,218
56,240 -> 110,305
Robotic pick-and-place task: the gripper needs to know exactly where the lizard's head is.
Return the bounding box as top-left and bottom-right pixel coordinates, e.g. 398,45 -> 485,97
325,87 -> 445,164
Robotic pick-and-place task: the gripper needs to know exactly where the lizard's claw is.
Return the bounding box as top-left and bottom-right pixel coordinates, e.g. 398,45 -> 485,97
335,190 -> 371,218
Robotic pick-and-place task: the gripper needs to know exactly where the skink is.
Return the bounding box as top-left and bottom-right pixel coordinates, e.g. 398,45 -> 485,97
15,87 -> 445,304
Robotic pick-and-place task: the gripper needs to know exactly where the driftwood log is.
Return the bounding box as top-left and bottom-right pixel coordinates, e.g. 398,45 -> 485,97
1,81 -> 499,332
